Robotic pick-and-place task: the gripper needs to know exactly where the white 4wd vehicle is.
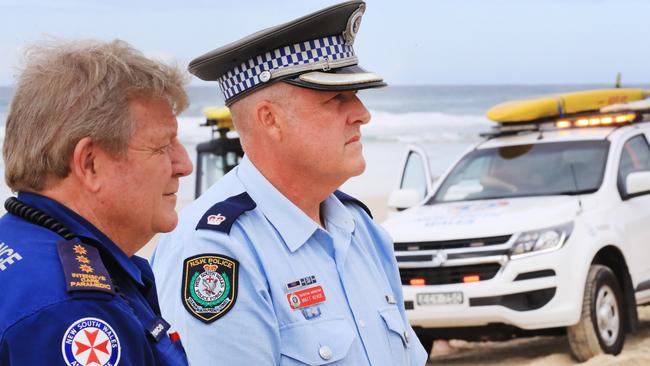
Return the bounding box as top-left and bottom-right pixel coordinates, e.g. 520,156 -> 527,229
382,92 -> 650,361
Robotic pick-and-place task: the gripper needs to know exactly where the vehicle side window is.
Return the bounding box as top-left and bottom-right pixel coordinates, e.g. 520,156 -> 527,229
618,134 -> 650,196
401,151 -> 428,201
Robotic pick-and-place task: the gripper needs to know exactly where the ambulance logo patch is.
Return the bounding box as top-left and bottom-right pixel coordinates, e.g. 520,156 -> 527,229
61,317 -> 120,366
182,254 -> 239,323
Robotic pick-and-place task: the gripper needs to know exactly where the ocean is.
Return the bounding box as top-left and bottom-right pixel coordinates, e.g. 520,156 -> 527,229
1,84 -> 646,220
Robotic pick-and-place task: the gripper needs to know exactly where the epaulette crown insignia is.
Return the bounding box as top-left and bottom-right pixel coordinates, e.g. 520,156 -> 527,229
196,192 -> 257,234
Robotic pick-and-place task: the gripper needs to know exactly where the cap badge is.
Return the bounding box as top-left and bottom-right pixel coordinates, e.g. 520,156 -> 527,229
344,4 -> 365,45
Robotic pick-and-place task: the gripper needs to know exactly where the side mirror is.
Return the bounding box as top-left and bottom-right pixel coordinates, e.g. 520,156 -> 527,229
388,189 -> 420,211
626,171 -> 650,197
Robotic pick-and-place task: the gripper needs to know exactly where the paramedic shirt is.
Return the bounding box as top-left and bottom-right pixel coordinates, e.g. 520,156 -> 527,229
0,192 -> 188,366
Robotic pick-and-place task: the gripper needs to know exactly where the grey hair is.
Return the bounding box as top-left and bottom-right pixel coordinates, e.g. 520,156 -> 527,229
229,82 -> 293,151
4,39 -> 189,192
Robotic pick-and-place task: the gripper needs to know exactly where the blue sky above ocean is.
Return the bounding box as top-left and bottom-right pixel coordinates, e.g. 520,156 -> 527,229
2,0 -> 650,86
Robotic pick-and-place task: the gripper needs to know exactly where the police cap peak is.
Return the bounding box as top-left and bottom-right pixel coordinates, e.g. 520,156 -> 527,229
188,0 -> 386,105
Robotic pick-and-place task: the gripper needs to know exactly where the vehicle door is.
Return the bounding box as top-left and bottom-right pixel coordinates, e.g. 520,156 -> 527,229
616,133 -> 650,287
397,145 -> 434,202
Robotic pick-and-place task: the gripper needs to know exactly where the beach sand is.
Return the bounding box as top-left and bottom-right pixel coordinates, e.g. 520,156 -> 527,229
427,306 -> 650,365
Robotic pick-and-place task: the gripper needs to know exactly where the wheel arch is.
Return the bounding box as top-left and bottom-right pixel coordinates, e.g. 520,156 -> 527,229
591,245 -> 639,333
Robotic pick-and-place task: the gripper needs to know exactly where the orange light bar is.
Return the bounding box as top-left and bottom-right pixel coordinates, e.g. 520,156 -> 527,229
410,278 -> 426,286
556,112 -> 637,129
615,113 -> 636,124
463,275 -> 480,283
556,120 -> 571,128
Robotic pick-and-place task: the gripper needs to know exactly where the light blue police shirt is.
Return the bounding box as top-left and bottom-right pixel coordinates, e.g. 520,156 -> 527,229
151,156 -> 428,365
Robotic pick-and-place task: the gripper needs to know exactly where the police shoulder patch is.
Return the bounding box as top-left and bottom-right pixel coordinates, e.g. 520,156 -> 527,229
195,191 -> 257,234
56,240 -> 115,295
334,190 -> 373,219
61,317 -> 120,366
182,254 -> 239,323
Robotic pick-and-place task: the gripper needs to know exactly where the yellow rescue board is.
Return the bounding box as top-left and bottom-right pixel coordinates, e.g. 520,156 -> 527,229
487,88 -> 649,123
203,106 -> 234,130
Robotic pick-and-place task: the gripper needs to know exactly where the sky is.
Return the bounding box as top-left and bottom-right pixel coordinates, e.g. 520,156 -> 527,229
1,0 -> 649,86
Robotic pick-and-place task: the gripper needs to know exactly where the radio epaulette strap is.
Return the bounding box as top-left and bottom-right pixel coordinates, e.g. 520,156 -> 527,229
334,190 -> 373,219
195,191 -> 257,234
56,240 -> 116,295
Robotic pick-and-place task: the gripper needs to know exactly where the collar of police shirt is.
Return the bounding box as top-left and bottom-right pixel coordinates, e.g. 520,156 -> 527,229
236,156 -> 356,253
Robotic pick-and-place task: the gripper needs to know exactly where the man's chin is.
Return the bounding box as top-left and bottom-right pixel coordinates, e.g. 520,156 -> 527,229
156,214 -> 179,233
346,159 -> 367,178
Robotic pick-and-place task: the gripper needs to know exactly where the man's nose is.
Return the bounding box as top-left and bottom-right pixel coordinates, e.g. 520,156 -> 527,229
347,93 -> 371,126
172,139 -> 193,177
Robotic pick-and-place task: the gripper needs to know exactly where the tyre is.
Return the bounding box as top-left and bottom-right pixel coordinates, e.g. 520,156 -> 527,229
567,264 -> 625,361
413,328 -> 435,356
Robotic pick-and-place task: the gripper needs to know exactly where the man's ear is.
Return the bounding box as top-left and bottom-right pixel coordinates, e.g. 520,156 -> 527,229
255,100 -> 283,141
70,137 -> 101,192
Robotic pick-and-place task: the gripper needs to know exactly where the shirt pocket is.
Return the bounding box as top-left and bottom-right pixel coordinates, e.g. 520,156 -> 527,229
379,307 -> 411,365
279,317 -> 355,365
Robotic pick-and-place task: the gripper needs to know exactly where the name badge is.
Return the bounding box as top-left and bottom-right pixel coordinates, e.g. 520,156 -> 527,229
287,285 -> 326,310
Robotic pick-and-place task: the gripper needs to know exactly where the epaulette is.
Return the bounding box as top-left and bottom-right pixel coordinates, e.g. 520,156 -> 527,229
334,190 -> 373,219
56,240 -> 115,295
196,191 -> 257,234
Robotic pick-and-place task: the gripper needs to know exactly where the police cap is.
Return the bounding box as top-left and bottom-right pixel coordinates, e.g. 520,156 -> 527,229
188,0 -> 386,105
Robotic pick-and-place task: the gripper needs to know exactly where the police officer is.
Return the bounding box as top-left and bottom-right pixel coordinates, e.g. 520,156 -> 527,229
151,1 -> 428,365
0,40 -> 193,365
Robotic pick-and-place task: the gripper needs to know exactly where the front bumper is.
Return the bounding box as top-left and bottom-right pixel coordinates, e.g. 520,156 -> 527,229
402,243 -> 588,330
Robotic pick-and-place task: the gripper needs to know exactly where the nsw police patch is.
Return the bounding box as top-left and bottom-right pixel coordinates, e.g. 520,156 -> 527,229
182,254 -> 239,323
61,317 -> 120,366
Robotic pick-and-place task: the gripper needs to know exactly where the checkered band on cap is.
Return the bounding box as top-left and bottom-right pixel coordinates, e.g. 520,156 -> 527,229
218,34 -> 355,101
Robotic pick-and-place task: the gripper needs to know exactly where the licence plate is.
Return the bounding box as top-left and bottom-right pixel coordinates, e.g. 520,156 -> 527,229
416,291 -> 463,306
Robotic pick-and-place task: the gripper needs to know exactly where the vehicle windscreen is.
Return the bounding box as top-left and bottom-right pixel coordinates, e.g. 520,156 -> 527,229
430,140 -> 610,203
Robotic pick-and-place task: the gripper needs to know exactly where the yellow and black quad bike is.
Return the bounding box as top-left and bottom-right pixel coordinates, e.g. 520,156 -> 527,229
195,106 -> 244,198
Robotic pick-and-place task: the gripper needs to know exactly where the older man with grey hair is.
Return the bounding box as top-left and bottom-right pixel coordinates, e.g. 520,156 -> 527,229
0,39 -> 192,365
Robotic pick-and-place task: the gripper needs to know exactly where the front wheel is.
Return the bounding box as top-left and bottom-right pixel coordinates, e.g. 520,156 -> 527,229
567,264 -> 625,361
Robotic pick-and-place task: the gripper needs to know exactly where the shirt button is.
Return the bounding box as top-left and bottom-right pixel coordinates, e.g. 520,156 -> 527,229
359,319 -> 366,328
319,345 -> 333,360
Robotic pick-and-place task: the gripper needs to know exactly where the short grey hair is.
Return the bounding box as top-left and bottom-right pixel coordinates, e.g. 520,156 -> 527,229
229,82 -> 293,151
4,39 -> 188,192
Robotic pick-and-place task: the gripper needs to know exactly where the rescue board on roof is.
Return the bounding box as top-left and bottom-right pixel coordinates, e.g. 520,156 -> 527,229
486,88 -> 650,123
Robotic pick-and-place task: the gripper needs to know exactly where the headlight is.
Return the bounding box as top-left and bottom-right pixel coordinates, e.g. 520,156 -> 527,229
510,222 -> 574,259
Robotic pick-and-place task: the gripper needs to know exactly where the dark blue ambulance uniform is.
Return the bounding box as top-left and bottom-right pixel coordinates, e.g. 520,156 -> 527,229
0,192 -> 187,365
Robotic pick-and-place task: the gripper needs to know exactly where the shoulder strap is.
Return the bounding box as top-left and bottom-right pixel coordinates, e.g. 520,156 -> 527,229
56,240 -> 115,295
334,190 -> 373,219
195,191 -> 257,234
